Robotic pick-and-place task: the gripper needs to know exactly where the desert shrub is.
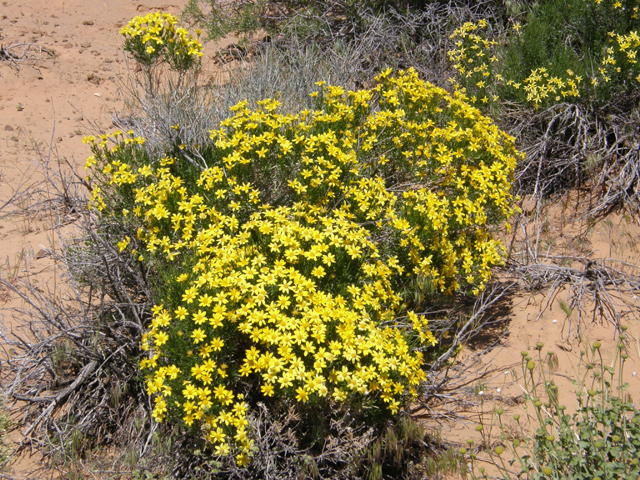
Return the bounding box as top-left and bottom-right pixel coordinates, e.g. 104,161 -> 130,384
462,333 -> 640,479
184,0 -> 450,43
501,0 -> 640,102
446,1 -> 640,209
184,0 -> 501,93
85,53 -> 519,467
449,20 -> 588,110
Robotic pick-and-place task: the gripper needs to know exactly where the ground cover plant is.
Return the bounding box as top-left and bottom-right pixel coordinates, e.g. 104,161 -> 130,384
462,335 -> 640,480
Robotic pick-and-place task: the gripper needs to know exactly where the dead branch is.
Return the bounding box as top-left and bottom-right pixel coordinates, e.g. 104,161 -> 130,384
0,43 -> 55,74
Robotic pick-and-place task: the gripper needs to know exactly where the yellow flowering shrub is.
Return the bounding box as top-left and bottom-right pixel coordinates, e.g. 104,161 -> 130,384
86,68 -> 518,466
448,20 -> 500,107
448,0 -> 640,110
448,21 -> 584,109
522,68 -> 582,109
120,12 -> 203,71
600,30 -> 640,87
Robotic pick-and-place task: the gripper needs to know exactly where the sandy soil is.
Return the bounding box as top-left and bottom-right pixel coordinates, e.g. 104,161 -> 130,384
1,2 -> 639,478
0,0 -> 191,272
426,207 -> 640,477
0,1 -> 194,476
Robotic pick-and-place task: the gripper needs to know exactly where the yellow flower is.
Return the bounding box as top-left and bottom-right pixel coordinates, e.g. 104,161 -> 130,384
183,383 -> 197,399
261,384 -> 275,396
311,265 -> 326,278
117,236 -> 130,252
199,294 -> 213,307
192,310 -> 207,325
210,337 -> 224,351
175,306 -> 188,320
295,387 -> 310,403
191,328 -> 206,344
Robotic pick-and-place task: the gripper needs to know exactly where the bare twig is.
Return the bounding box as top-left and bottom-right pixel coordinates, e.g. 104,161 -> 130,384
0,43 -> 55,74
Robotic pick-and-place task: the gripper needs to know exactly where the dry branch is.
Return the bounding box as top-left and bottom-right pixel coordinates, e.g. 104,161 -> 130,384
509,98 -> 640,217
0,43 -> 54,74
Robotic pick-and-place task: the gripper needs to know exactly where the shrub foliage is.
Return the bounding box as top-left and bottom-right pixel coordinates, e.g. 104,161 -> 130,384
448,0 -> 640,109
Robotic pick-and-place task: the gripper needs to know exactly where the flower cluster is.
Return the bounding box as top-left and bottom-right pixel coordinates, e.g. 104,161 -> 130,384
86,68 -> 518,466
120,12 -> 203,70
523,68 -> 582,109
596,0 -> 639,14
448,21 -> 585,109
448,20 -> 499,106
600,30 -> 640,86
447,6 -> 640,110
85,130 -> 147,212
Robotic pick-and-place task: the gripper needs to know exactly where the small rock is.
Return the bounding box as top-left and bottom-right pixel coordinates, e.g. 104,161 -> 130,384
4,125 -> 14,131
80,41 -> 91,48
56,136 -> 63,143
83,20 -> 94,26
75,115 -> 84,122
